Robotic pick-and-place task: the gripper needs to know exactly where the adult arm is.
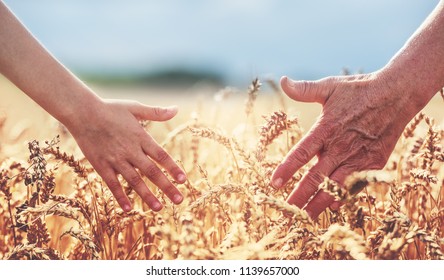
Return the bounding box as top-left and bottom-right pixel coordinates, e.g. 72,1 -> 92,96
271,0 -> 444,218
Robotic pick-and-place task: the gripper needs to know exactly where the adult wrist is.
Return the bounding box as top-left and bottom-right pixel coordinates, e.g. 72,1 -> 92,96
374,65 -> 437,119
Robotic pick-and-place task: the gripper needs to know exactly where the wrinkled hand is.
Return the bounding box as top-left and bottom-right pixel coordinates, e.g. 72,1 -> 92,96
67,99 -> 186,212
271,74 -> 417,219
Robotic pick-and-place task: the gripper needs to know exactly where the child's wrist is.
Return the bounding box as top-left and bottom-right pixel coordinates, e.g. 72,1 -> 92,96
58,88 -> 104,133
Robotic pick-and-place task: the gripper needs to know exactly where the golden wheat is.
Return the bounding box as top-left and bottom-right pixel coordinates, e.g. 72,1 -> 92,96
0,79 -> 443,260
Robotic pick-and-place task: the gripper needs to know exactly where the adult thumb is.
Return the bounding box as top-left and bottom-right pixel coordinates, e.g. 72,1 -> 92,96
280,76 -> 330,104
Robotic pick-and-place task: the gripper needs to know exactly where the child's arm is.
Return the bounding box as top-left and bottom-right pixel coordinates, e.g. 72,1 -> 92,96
0,1 -> 186,212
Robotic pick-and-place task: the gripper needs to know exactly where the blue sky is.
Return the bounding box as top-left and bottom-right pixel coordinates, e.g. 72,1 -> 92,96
3,0 -> 439,85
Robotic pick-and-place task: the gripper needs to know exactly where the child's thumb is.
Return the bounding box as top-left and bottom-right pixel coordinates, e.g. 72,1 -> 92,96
130,103 -> 178,121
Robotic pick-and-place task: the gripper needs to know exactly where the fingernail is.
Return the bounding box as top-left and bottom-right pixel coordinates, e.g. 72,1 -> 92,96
123,204 -> 131,212
272,178 -> 283,189
173,194 -> 183,204
177,173 -> 186,183
152,202 -> 163,211
330,201 -> 341,211
280,76 -> 288,85
286,77 -> 296,87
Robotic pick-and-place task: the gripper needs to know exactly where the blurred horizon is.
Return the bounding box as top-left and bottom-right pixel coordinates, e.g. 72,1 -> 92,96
3,0 -> 439,87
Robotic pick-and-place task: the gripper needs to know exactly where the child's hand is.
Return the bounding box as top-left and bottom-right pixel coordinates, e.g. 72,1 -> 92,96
0,1 -> 186,212
65,99 -> 186,212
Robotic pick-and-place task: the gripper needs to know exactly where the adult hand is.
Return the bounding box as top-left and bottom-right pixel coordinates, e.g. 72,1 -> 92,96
271,74 -> 420,219
270,0 -> 444,220
66,99 -> 187,212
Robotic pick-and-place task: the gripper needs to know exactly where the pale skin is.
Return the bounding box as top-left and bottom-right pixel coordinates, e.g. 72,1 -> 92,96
0,1 -> 187,212
272,0 -> 444,219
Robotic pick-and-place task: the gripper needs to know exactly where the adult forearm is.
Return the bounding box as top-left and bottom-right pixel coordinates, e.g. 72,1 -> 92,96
0,1 -> 100,126
379,0 -> 444,112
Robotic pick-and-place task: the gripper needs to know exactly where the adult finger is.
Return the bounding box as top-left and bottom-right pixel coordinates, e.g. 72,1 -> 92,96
98,167 -> 132,212
132,154 -> 183,204
280,76 -> 332,105
117,163 -> 163,211
328,165 -> 358,211
303,190 -> 335,219
329,201 -> 342,211
329,165 -> 354,186
306,165 -> 354,216
142,137 -> 187,184
271,130 -> 323,188
127,102 -> 178,122
286,156 -> 338,209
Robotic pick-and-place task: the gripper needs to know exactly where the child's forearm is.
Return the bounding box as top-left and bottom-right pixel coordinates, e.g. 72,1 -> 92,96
0,1 -> 187,212
0,1 -> 101,127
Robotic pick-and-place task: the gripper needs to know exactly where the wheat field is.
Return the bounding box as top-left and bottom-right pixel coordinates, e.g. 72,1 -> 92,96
0,77 -> 443,260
